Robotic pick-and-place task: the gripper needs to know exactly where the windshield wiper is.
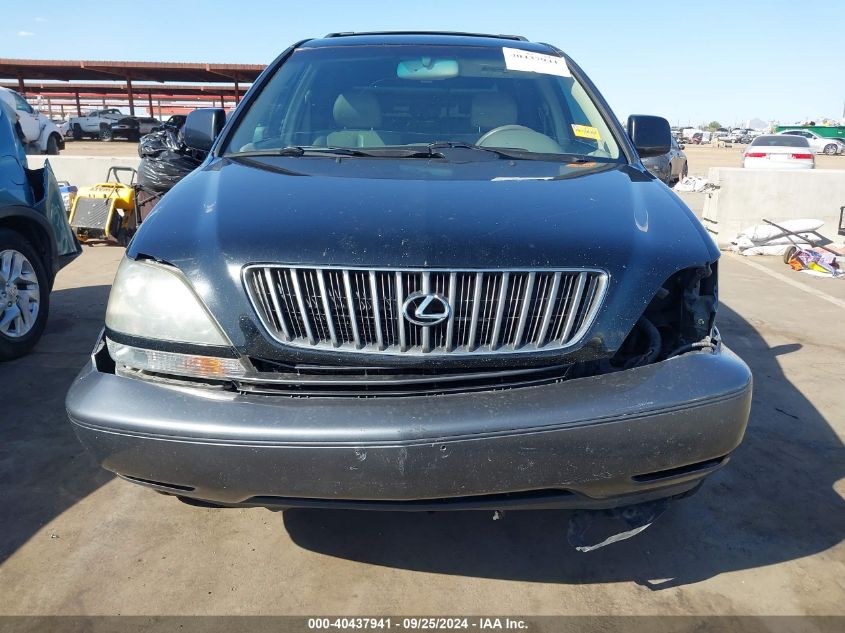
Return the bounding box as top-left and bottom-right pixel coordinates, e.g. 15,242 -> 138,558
227,146 -> 443,159
227,146 -> 376,158
426,142 -> 602,163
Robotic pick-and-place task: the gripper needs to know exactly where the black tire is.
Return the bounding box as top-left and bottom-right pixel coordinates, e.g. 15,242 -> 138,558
783,245 -> 798,264
99,125 -> 113,142
823,144 -> 837,155
72,123 -> 83,140
46,134 -> 60,155
0,228 -> 50,361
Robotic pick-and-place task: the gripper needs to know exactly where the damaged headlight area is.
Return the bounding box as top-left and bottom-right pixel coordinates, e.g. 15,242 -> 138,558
104,257 -> 249,381
607,262 -> 719,371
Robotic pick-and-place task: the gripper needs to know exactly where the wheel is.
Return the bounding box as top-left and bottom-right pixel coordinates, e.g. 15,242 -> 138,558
72,124 -> 83,140
823,144 -> 837,155
0,229 -> 50,361
99,125 -> 113,142
46,134 -> 60,155
783,245 -> 798,264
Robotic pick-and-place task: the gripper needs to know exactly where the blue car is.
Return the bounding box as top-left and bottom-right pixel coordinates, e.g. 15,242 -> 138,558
0,100 -> 81,360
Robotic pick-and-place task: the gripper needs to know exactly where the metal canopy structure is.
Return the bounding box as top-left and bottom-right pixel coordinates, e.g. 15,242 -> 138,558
0,58 -> 266,115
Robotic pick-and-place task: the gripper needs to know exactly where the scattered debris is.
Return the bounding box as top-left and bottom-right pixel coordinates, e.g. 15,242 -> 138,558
492,510 -> 505,521
786,247 -> 843,278
730,218 -> 845,273
567,498 -> 670,552
673,176 -> 717,193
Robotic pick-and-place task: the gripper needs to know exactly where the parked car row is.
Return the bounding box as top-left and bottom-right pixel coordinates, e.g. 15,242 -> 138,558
60,112 -> 187,142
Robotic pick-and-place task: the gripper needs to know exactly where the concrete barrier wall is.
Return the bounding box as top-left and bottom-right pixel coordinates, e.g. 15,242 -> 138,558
27,155 -> 141,187
702,167 -> 845,247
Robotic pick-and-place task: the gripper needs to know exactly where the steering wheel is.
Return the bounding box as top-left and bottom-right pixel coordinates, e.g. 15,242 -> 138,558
476,125 -> 563,154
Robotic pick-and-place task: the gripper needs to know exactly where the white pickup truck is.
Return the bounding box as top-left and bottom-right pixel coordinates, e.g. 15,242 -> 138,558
0,87 -> 64,154
68,108 -> 126,140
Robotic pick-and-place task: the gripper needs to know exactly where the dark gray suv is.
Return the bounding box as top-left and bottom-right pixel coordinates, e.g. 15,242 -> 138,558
66,32 -> 751,518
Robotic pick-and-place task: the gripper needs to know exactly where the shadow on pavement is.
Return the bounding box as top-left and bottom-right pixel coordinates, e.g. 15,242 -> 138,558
283,304 -> 845,587
0,285 -> 113,564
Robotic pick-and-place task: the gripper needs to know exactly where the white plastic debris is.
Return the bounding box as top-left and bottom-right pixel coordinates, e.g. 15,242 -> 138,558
673,176 -> 715,192
730,219 -> 828,256
737,219 -> 824,243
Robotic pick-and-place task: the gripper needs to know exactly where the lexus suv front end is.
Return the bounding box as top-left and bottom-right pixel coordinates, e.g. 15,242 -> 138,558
66,32 -> 751,513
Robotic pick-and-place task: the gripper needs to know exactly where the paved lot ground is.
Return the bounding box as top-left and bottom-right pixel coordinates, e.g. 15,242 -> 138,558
1,238 -> 843,615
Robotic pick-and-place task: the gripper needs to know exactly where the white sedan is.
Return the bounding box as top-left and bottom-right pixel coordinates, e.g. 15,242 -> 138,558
743,135 -> 815,169
778,129 -> 843,155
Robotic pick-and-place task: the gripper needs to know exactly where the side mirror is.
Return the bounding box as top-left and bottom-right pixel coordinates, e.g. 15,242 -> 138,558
183,108 -> 226,152
627,115 -> 671,158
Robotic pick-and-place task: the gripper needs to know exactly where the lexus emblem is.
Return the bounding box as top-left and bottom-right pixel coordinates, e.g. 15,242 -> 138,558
402,292 -> 451,327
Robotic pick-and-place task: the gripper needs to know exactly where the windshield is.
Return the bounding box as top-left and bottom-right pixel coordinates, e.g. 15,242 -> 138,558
752,135 -> 809,148
223,45 -> 622,161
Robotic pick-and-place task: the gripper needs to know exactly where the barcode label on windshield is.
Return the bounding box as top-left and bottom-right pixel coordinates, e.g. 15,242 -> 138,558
502,47 -> 571,77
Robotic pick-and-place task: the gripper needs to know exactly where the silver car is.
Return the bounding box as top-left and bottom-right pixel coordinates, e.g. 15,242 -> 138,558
778,130 -> 843,155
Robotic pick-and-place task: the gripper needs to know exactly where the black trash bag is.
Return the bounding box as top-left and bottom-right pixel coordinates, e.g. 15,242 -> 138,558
137,128 -> 184,158
138,150 -> 202,194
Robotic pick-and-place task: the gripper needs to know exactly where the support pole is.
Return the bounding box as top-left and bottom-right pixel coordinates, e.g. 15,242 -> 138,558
126,77 -> 135,115
148,92 -> 153,116
234,78 -> 240,104
75,92 -> 81,116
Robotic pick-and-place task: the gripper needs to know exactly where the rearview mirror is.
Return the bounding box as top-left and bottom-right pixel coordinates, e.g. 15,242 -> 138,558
183,108 -> 226,152
397,58 -> 459,80
627,115 -> 671,158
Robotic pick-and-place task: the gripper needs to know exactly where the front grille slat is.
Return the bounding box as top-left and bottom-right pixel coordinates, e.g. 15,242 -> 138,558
316,269 -> 338,347
245,266 -> 606,356
558,272 -> 588,344
446,272 -> 457,352
490,272 -> 510,350
368,271 -> 385,350
289,269 -> 315,345
513,272 -> 535,349
467,272 -> 484,351
536,272 -> 562,348
395,271 -> 407,351
342,270 -> 362,348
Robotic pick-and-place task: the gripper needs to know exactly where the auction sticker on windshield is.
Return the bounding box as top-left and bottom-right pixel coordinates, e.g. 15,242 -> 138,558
571,124 -> 601,141
502,47 -> 571,77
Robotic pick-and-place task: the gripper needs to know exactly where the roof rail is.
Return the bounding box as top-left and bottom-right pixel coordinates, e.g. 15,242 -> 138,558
323,31 -> 529,42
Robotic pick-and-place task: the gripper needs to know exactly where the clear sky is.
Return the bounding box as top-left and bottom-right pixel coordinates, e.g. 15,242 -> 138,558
3,0 -> 843,127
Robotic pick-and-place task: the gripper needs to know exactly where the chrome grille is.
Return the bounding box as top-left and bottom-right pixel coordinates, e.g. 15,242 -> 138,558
244,266 -> 607,356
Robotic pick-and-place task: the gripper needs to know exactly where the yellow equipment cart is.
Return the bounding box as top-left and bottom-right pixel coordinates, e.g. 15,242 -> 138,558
68,167 -> 141,245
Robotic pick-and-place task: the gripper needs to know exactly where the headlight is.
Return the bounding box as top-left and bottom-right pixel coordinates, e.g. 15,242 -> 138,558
105,257 -> 247,379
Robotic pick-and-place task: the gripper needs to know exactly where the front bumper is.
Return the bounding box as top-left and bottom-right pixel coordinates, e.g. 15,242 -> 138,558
66,345 -> 752,510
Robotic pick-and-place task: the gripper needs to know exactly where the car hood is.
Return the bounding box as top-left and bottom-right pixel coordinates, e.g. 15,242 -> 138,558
129,156 -> 718,364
